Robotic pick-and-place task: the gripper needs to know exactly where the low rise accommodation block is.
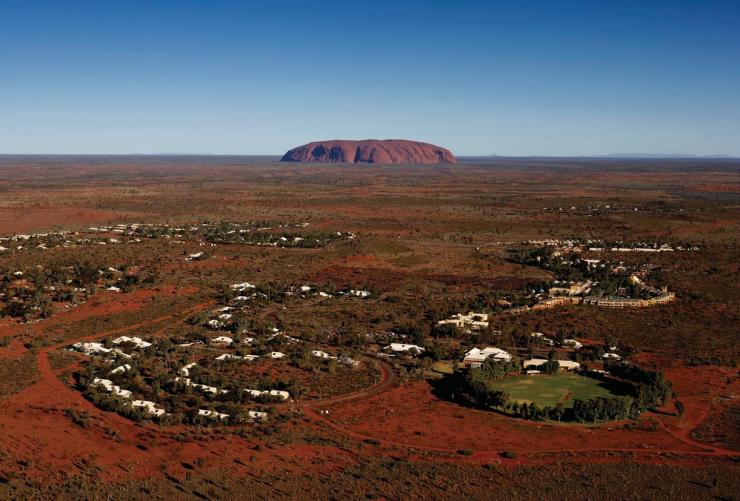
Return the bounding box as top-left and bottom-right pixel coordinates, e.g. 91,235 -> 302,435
462,346 -> 512,368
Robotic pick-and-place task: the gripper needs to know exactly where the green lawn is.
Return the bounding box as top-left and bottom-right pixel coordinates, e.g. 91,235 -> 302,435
492,373 -> 628,408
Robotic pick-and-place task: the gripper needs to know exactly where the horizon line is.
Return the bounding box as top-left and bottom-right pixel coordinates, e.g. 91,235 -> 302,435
0,152 -> 738,160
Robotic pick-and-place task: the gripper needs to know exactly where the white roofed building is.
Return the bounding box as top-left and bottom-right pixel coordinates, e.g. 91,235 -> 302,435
382,343 -> 425,356
462,346 -> 512,368
523,359 -> 581,371
131,400 -> 166,416
563,339 -> 583,349
112,336 -> 152,349
198,409 -> 229,420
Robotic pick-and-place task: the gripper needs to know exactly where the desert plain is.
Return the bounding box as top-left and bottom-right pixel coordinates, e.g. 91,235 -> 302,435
0,155 -> 738,499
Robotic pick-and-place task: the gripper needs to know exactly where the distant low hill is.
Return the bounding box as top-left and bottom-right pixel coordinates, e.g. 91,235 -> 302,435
457,153 -> 739,161
602,153 -> 737,159
280,139 -> 457,164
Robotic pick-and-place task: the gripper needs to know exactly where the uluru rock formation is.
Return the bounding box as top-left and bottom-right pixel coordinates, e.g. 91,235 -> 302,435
280,139 -> 457,164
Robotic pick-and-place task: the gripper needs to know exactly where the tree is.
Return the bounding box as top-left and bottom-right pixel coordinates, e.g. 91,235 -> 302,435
463,369 -> 509,409
543,349 -> 560,374
428,342 -> 449,361
326,358 -> 338,374
555,331 -> 565,346
189,310 -> 210,326
572,396 -> 633,423
511,402 -> 520,416
219,284 -> 236,302
675,400 -> 685,417
157,338 -> 174,354
552,403 -> 565,421
432,323 -> 460,339
291,348 -> 314,369
479,356 -> 518,381
230,316 -> 249,335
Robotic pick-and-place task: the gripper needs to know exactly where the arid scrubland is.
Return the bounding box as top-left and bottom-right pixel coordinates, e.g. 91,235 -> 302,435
0,156 -> 738,499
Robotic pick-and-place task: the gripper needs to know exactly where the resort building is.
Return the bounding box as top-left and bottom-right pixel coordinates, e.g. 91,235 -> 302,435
523,359 -> 581,371
583,290 -> 675,308
437,312 -> 489,331
462,346 -> 512,367
532,296 -> 581,310
382,343 -> 425,356
549,281 -> 594,296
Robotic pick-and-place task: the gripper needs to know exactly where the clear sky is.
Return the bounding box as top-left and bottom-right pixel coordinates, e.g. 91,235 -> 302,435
1,0 -> 739,156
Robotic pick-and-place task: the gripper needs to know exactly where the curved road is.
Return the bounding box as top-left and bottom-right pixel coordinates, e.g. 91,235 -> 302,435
302,355 -> 397,408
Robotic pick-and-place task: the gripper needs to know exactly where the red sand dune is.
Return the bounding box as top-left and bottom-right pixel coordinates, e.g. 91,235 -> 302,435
281,139 -> 457,164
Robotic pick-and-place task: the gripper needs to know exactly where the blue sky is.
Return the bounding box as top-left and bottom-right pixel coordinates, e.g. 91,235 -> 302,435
1,0 -> 739,156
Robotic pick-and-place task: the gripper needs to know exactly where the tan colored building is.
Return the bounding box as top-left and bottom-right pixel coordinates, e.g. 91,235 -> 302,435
532,296 -> 581,310
584,291 -> 675,308
437,312 -> 489,331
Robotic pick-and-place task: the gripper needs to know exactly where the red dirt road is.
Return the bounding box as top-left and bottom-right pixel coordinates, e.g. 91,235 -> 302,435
303,355 -> 398,408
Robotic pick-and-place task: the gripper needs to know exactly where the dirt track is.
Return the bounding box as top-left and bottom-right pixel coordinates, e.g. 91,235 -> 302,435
302,355 -> 398,408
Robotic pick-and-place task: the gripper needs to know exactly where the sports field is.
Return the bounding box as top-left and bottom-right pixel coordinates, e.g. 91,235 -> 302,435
493,373 -> 628,408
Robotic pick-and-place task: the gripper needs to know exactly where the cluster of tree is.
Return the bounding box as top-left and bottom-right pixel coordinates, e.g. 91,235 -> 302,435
509,401 -> 566,421
132,221 -> 277,240
1,294 -> 53,320
82,383 -> 270,426
459,357 -> 520,409
77,354 -> 297,425
462,376 -> 637,423
686,355 -> 736,368
0,265 -> 78,320
430,323 -> 461,339
606,362 -> 672,411
571,395 -> 635,422
119,271 -> 154,292
528,350 -> 560,374
187,307 -> 277,337
393,323 -> 428,345
576,345 -> 607,363
509,247 -> 594,282
478,355 -> 520,380
463,370 -> 510,409
511,244 -> 673,301
455,355 -> 672,423
588,277 -> 643,299
456,288 -> 544,314
330,327 -> 367,348
256,282 -> 292,302
459,370 -> 567,421
204,227 -> 344,248
290,347 -> 354,374
81,386 -> 140,418
430,318 -> 524,344
0,261 -> 154,320
575,341 -> 636,365
508,246 -> 638,287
